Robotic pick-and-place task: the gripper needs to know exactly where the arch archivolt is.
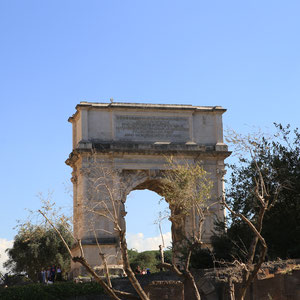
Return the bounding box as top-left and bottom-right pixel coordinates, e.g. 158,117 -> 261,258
117,168 -> 194,256
120,169 -> 166,199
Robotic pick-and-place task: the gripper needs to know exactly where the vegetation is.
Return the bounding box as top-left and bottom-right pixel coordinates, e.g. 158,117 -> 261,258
128,249 -> 172,272
157,157 -> 213,300
213,124 -> 300,262
37,155 -> 213,300
39,156 -> 150,300
161,157 -> 213,257
7,125 -> 300,300
4,223 -> 73,282
0,281 -> 104,300
208,124 -> 300,300
20,125 -> 300,300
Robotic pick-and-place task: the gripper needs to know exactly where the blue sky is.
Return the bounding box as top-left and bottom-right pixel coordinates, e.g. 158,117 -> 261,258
1,1 -> 300,267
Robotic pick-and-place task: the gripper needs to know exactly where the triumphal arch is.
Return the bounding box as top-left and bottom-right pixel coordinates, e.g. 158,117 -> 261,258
66,102 -> 230,276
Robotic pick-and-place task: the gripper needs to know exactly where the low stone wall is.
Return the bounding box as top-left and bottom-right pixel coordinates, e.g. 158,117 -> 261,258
195,268 -> 300,300
235,269 -> 300,300
66,266 -> 300,300
145,281 -> 184,300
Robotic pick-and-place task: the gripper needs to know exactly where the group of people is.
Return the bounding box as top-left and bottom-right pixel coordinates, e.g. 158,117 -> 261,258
40,265 -> 62,284
134,265 -> 151,275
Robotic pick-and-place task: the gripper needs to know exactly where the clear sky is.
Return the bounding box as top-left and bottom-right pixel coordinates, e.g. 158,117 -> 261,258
1,0 -> 300,271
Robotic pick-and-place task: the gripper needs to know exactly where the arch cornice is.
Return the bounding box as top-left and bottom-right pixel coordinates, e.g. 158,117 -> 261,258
65,142 -> 231,165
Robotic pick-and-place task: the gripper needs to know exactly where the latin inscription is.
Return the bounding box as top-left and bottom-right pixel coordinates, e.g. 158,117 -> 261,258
115,115 -> 190,141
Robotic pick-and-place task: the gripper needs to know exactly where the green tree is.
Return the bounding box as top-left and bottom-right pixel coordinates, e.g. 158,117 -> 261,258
128,249 -> 173,273
211,218 -> 252,264
129,250 -> 156,272
212,124 -> 300,299
261,125 -> 300,258
4,223 -> 73,281
214,124 -> 300,262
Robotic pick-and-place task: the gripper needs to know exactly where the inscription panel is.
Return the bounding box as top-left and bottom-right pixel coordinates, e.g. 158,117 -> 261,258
115,115 -> 190,142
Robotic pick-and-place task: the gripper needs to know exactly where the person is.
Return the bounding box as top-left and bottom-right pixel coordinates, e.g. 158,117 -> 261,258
135,265 -> 141,275
146,268 -> 151,275
41,269 -> 47,284
46,267 -> 51,283
56,266 -> 62,281
38,270 -> 43,283
50,265 -> 56,283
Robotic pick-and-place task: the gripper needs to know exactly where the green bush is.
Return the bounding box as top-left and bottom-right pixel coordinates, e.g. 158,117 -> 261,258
129,249 -> 173,273
0,281 -> 104,300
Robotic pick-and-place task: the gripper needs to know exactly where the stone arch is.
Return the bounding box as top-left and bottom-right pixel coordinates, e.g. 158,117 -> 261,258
66,102 -> 230,274
123,177 -> 172,249
120,171 -> 192,266
117,169 -> 170,240
121,169 -> 165,199
121,171 -> 188,254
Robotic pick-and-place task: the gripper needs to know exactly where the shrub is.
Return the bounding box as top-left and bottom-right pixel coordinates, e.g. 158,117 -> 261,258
0,281 -> 104,300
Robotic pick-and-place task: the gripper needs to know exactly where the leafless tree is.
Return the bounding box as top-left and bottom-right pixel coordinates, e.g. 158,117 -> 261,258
39,155 -> 214,300
223,129 -> 281,300
39,154 -> 149,300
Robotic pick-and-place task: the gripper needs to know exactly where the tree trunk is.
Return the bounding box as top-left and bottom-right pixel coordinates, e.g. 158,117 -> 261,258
73,256 -> 121,300
228,277 -> 235,300
170,206 -> 187,265
119,230 -> 150,300
239,207 -> 267,300
238,243 -> 267,300
183,271 -> 201,300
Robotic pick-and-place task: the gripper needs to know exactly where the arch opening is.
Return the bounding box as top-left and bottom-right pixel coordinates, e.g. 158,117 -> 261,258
125,188 -> 172,253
